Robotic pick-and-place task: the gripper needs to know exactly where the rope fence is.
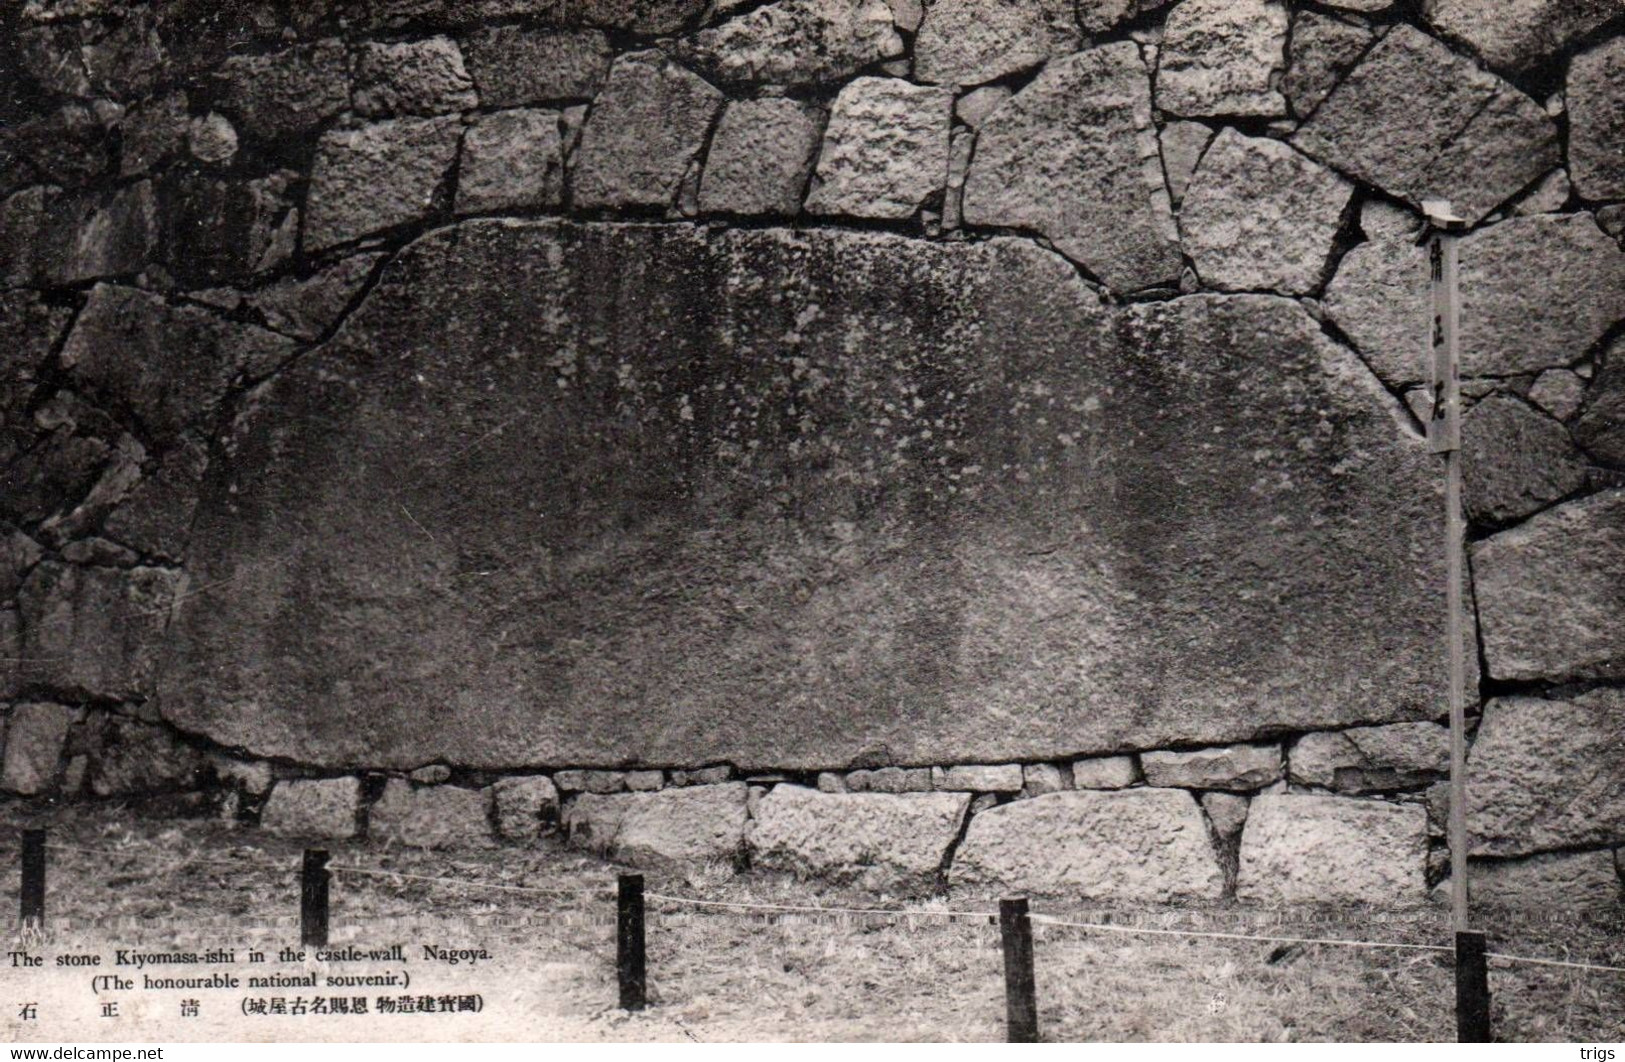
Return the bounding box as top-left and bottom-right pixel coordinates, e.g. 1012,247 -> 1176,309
11,828 -> 1625,1041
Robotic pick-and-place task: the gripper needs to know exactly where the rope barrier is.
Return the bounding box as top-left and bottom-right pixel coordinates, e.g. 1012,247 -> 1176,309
1484,952 -> 1625,975
1028,913 -> 1453,953
645,890 -> 995,921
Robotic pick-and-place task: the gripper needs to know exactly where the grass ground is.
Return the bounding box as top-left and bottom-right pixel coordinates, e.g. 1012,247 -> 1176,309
1,801 -> 1620,1042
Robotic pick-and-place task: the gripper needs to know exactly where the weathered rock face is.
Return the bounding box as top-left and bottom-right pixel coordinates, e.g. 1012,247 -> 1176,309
1456,850 -> 1622,912
565,782 -> 748,864
1421,0 -> 1619,76
1472,490 -> 1625,683
673,0 -> 904,86
1466,692 -> 1625,857
260,777 -> 363,839
369,778 -> 493,847
1568,36 -> 1625,202
913,0 -> 1073,87
353,36 -> 478,118
1156,0 -> 1289,118
699,99 -> 824,217
1237,794 -> 1428,904
748,785 -> 968,890
572,52 -> 723,211
1323,214 -> 1625,389
1292,25 -> 1557,224
1460,396 -> 1587,525
81,715 -> 207,797
215,40 -> 351,142
952,788 -> 1225,899
1577,343 -> 1625,467
459,27 -> 612,106
1,702 -> 73,795
304,117 -> 463,252
492,775 -> 559,842
159,220 -> 1456,770
1179,130 -> 1353,295
19,564 -> 178,701
1288,723 -> 1448,792
806,78 -> 950,221
1140,742 -> 1283,790
456,110 -> 564,215
962,43 -> 1181,291
1283,11 -> 1374,119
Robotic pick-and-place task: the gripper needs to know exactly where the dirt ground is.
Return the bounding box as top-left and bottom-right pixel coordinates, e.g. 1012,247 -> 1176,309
1,801 -> 1620,1042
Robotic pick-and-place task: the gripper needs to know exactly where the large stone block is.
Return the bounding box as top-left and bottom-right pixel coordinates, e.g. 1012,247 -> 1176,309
369,778 -> 493,847
913,0 -> 1075,87
672,0 -> 904,86
963,43 -> 1181,292
1421,0 -> 1619,76
698,99 -> 824,218
1292,24 -> 1557,224
1466,691 -> 1625,857
1,702 -> 73,795
1179,129 -> 1353,296
1472,490 -> 1625,683
1141,742 -> 1282,791
952,788 -> 1224,900
261,777 -> 362,839
572,52 -> 723,211
1156,0 -> 1289,118
748,785 -> 968,890
1568,36 -> 1625,202
1237,794 -> 1428,904
1454,850 -> 1622,912
160,222 -> 1460,770
806,78 -> 950,221
565,782 -> 748,865
455,110 -> 564,216
459,27 -> 611,106
1289,722 -> 1448,792
19,564 -> 178,702
1324,214 -> 1625,389
304,116 -> 463,253
1282,11 -> 1374,119
352,36 -> 477,118
1460,396 -> 1587,525
216,40 -> 351,142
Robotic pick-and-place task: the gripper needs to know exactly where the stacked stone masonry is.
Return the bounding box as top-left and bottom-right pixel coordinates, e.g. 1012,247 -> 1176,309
1,0 -> 1623,911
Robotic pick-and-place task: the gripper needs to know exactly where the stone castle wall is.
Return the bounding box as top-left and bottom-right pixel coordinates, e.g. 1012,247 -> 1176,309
1,0 -> 1623,908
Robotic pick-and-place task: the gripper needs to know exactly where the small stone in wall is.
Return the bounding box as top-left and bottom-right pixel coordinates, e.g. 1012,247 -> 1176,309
625,769 -> 664,791
210,754 -> 274,796
1442,850 -> 1622,913
186,114 -> 239,166
1022,762 -> 1069,797
1472,491 -> 1625,685
672,0 -> 905,87
492,776 -> 559,842
914,0 -> 1073,88
815,771 -> 846,793
935,763 -> 1024,792
370,778 -> 493,848
215,39 -> 351,142
1289,722 -> 1448,793
553,769 -> 626,794
304,116 -> 463,253
566,782 -> 748,865
698,98 -> 824,218
1141,742 -> 1282,791
1070,755 -> 1137,789
456,109 -> 564,216
1,702 -> 73,795
955,85 -> 1012,129
1201,791 -> 1249,839
1460,396 -> 1587,525
1156,0 -> 1289,119
1180,129 -> 1353,296
261,777 -> 362,840
1158,120 -> 1213,208
408,763 -> 452,784
806,78 -> 951,222
1282,11 -> 1373,120
670,765 -> 732,786
353,36 -> 478,118
1527,369 -> 1586,422
573,52 -> 723,212
1510,169 -> 1571,216
460,27 -> 612,107
748,785 -> 968,892
1237,793 -> 1427,904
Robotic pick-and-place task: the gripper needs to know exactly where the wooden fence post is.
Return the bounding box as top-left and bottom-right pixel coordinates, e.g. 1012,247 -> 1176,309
20,828 -> 45,928
1000,897 -> 1038,1043
301,848 -> 330,948
1456,930 -> 1491,1042
617,873 -> 646,1011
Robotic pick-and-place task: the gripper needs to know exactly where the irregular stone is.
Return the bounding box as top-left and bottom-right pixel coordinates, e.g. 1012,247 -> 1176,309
1454,850 -> 1622,912
1282,11 -> 1374,119
6,104 -> 113,186
1237,793 -> 1427,904
1071,755 -> 1138,789
1472,490 -> 1625,683
1598,204 -> 1625,238
1359,198 -> 1421,240
806,78 -> 950,221
1569,37 -> 1625,202
937,763 -> 1024,792
1421,0 -> 1618,77
1201,791 -> 1249,838
671,765 -> 731,786
1180,129 -> 1353,296
553,769 -> 625,794
1289,722 -> 1448,792
1076,0 -> 1173,33
698,98 -> 824,218
1324,214 -> 1625,388
353,36 -> 477,118
0,610 -> 17,699
187,114 -> 239,166
816,771 -> 846,793
0,291 -> 72,467
1023,762 -> 1068,796
1292,25 -> 1558,224
1511,168 -> 1571,216
216,39 -> 351,142
1461,396 -> 1587,524
672,0 -> 904,86
369,778 -> 492,847
101,435 -> 209,562
0,703 -> 72,795
566,782 -> 747,864
914,0 -> 1075,87
573,52 -> 723,212
158,170 -> 298,286
964,43 -> 1180,291
956,86 -> 1012,129
625,769 -> 664,791
1528,368 -> 1586,422
18,563 -> 178,701
1467,691 -> 1625,857
408,763 -> 452,783
1577,342 -> 1625,466
35,181 -> 158,286
456,109 -> 564,216
459,27 -> 612,107
844,768 -> 873,792
161,224 -> 1464,769
60,284 -> 296,443
247,254 -> 384,343
119,92 -> 190,178
748,785 -> 967,890
210,754 -> 274,796
305,117 -> 462,253
1157,0 -> 1288,118
1142,742 -> 1282,791
83,716 -> 207,796
953,788 -> 1224,899
1159,120 -> 1213,208
79,9 -> 165,98
261,777 -> 362,839
492,775 -> 559,841
36,432 -> 146,545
